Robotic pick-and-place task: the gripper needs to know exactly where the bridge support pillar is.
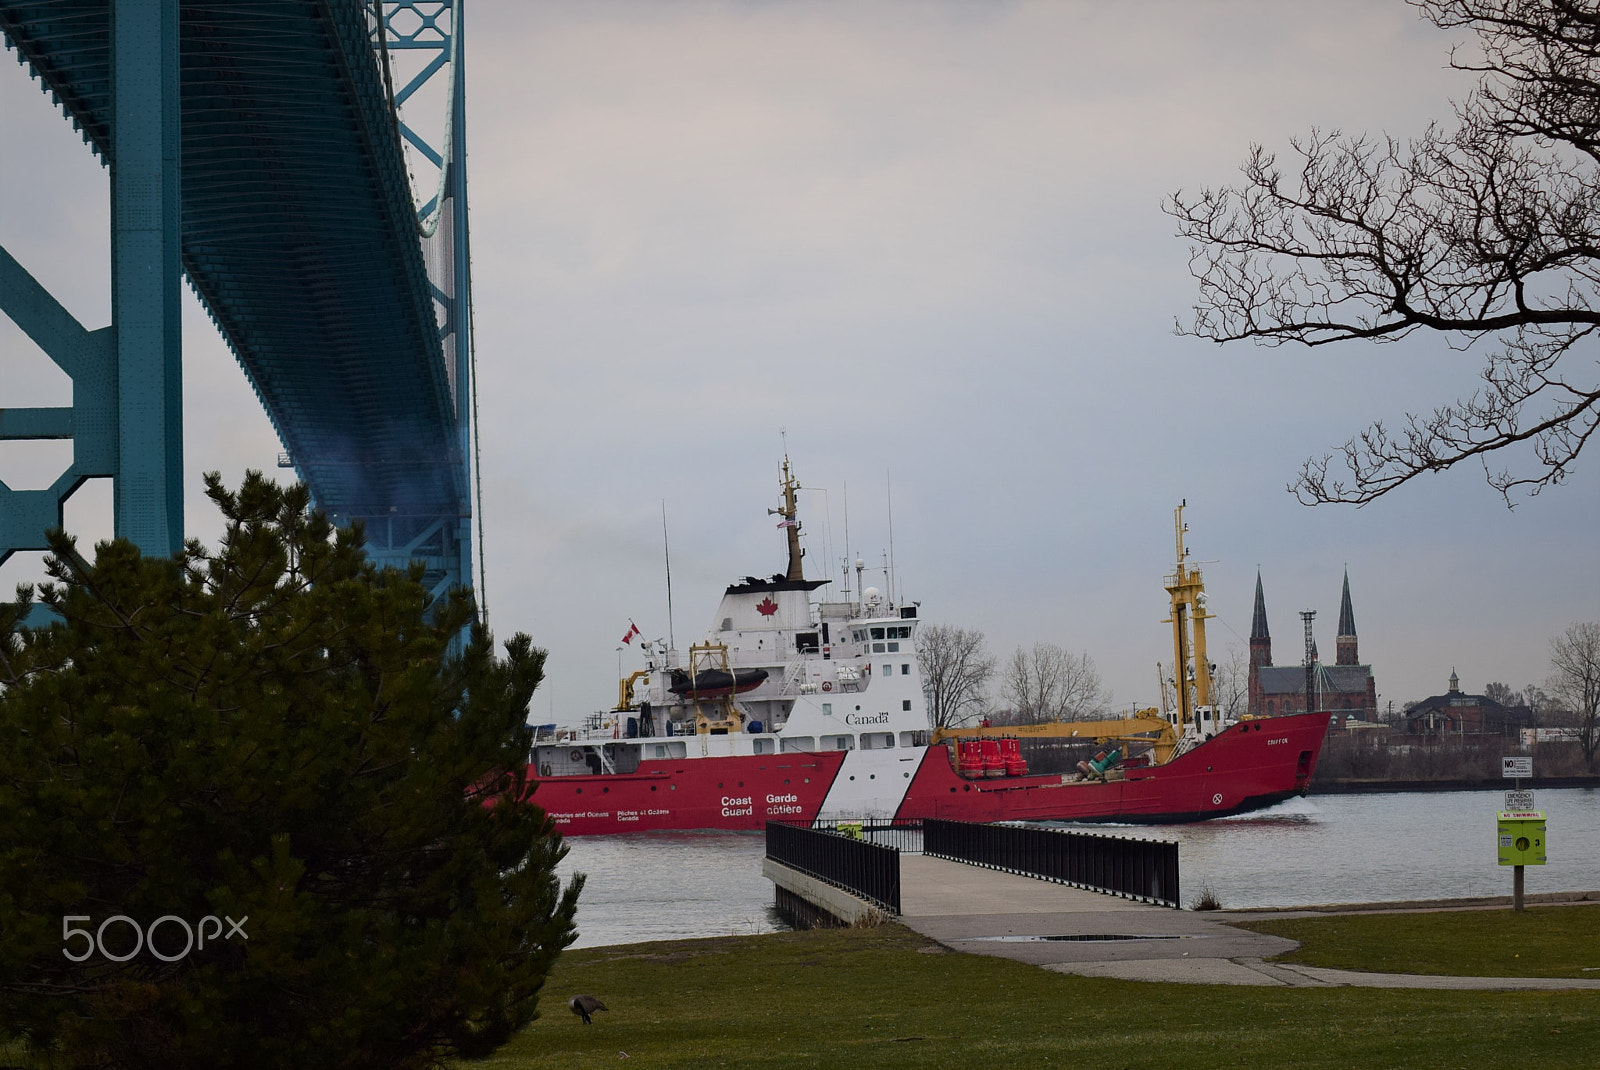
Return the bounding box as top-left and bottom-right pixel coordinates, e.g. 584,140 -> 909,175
0,0 -> 184,570
110,0 -> 184,556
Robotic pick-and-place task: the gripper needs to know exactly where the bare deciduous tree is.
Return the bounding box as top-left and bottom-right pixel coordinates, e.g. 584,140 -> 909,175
1483,680 -> 1519,707
999,642 -> 1108,723
1212,645 -> 1250,719
1548,621 -> 1600,770
1169,1 -> 1600,504
915,623 -> 995,729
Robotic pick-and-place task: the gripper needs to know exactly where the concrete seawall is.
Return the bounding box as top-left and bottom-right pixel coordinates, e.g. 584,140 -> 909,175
763,859 -> 887,928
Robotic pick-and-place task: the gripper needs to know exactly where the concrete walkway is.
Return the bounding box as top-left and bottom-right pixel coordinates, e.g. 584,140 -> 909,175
895,855 -> 1600,990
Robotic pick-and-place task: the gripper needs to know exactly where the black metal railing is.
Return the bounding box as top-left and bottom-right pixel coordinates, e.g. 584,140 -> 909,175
923,819 -> 1179,908
765,821 -> 901,914
808,818 -> 924,854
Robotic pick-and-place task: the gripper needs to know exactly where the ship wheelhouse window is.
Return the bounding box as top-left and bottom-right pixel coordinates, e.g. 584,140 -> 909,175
886,642 -> 899,652
780,736 -> 815,753
796,632 -> 820,653
872,642 -> 884,653
870,627 -> 885,640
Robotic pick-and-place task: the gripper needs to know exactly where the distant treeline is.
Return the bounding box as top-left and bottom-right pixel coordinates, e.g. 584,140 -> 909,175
1314,734 -> 1595,784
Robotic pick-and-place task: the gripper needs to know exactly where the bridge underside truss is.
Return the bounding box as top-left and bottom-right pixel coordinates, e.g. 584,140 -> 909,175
0,0 -> 476,603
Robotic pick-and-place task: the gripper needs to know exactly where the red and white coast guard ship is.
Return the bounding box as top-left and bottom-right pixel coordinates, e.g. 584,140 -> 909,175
525,466 -> 1329,835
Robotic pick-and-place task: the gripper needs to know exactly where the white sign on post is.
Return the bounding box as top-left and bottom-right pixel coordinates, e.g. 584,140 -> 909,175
1504,790 -> 1536,810
1502,756 -> 1533,778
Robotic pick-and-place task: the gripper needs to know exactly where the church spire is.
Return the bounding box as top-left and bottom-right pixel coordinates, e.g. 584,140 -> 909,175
1247,569 -> 1272,715
1251,569 -> 1269,640
1338,569 -> 1356,637
1336,568 -> 1358,666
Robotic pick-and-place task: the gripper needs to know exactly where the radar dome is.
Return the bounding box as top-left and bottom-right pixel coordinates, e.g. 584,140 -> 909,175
863,586 -> 882,601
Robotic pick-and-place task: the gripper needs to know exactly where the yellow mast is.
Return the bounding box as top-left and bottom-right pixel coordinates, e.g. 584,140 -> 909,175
1162,500 -> 1214,732
768,455 -> 804,582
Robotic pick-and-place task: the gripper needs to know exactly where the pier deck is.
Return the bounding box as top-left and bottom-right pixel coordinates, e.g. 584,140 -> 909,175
781,854 -> 1600,989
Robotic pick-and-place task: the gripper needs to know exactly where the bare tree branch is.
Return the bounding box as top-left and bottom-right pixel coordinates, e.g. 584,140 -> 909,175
1169,1 -> 1600,504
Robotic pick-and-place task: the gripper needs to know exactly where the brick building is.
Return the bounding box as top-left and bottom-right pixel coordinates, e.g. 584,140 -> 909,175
1248,569 -> 1377,718
1403,670 -> 1533,739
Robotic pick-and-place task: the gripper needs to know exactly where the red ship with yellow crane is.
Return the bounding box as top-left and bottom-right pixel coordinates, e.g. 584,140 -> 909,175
523,470 -> 1330,835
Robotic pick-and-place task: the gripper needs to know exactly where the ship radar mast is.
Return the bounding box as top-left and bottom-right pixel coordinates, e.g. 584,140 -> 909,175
767,455 -> 805,581
1163,500 -> 1214,733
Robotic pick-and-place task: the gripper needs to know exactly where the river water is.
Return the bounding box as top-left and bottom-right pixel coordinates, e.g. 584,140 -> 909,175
556,788 -> 1600,948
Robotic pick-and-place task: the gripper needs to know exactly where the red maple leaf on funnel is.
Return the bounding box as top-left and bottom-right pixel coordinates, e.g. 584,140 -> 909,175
756,597 -> 779,616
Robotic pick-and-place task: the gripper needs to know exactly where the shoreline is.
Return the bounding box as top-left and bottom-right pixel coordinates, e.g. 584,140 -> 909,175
1310,775 -> 1600,795
1221,889 -> 1600,915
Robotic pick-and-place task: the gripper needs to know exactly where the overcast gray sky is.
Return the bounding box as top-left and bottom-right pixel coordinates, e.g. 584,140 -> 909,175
3,0 -> 1598,719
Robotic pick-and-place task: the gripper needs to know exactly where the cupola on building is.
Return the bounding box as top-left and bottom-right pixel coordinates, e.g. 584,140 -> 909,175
1402,671 -> 1532,739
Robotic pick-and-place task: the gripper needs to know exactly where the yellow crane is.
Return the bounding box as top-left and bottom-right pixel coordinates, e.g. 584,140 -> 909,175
932,502 -> 1229,770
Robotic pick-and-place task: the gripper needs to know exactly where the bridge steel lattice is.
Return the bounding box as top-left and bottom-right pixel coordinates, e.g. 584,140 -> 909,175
0,0 -> 480,605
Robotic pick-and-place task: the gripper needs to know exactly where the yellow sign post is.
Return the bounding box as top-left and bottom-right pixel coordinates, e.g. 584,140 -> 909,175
1497,810 -> 1546,911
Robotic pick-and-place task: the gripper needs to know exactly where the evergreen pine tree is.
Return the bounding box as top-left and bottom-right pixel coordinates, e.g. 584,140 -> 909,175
0,473 -> 581,1068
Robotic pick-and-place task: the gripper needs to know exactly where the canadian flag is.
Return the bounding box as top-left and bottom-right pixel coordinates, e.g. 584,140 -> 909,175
621,620 -> 641,645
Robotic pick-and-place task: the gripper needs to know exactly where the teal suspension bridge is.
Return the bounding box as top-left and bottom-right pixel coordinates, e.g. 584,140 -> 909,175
0,0 -> 481,604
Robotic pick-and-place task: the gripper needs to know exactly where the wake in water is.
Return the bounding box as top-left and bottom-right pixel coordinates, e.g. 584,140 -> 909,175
1213,796 -> 1320,824
1036,795 -> 1321,832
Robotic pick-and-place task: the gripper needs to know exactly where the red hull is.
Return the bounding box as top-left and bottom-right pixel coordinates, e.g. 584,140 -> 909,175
524,712 -> 1332,835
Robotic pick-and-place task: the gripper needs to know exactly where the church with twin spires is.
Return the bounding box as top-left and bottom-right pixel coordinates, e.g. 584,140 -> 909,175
1247,570 -> 1378,719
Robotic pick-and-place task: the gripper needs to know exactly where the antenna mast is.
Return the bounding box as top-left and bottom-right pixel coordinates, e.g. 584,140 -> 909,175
886,469 -> 897,605
841,479 -> 851,597
662,500 -> 676,650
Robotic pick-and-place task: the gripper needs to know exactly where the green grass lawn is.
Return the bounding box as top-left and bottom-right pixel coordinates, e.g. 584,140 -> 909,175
1237,901 -> 1600,978
473,921 -> 1600,1070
